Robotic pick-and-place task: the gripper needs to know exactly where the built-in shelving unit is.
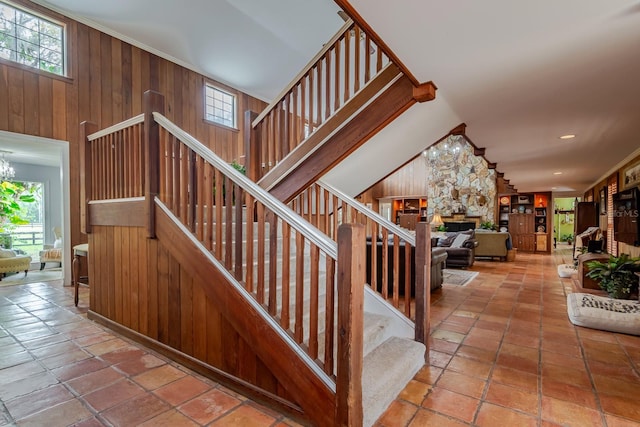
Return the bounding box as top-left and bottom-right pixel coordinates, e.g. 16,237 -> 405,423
497,192 -> 551,253
391,197 -> 427,230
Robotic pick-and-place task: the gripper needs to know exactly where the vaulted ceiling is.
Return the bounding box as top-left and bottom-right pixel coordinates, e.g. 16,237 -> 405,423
28,0 -> 640,196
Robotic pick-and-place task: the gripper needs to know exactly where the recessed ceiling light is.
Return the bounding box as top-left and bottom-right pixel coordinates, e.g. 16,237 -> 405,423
553,171 -> 563,175
559,134 -> 575,140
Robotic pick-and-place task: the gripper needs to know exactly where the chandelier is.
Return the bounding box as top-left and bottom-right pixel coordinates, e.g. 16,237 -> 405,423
0,150 -> 15,180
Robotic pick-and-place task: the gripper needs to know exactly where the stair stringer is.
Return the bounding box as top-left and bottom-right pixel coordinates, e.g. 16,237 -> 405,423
155,200 -> 336,426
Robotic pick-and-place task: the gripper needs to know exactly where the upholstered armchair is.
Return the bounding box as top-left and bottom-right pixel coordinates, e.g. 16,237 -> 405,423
39,226 -> 63,270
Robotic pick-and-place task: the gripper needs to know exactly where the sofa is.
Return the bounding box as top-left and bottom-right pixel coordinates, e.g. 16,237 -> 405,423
475,231 -> 511,260
365,236 -> 448,295
0,249 -> 32,281
431,229 -> 478,268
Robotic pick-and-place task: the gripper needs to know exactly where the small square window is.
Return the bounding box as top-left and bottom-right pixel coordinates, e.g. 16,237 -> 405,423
205,84 -> 236,128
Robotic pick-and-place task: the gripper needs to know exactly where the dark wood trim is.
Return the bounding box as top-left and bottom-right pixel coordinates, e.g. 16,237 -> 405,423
89,199 -> 147,227
412,81 -> 437,103
268,72 -> 417,203
335,224 -> 364,426
87,310 -> 309,425
414,222 -> 430,354
244,110 -> 260,182
155,201 -> 336,425
80,121 -> 98,234
144,90 -> 165,238
334,0 -> 420,87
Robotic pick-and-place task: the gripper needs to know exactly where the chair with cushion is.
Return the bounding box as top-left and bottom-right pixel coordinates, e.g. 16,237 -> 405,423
431,229 -> 478,268
39,226 -> 63,270
0,248 -> 32,280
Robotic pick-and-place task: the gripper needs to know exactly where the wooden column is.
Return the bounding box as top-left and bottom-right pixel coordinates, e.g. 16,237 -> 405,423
143,90 -> 165,238
79,121 -> 98,234
335,224 -> 364,427
244,110 -> 260,182
414,222 -> 431,359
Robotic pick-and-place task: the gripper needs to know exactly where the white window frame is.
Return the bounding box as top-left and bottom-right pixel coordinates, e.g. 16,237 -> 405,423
204,84 -> 237,129
0,0 -> 66,76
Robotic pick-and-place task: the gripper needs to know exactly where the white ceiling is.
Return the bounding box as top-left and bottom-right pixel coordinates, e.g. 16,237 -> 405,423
22,0 -> 640,196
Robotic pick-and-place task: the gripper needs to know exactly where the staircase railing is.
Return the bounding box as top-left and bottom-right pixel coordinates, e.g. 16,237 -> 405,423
250,18 -> 391,179
81,91 -> 394,425
289,180 -> 430,330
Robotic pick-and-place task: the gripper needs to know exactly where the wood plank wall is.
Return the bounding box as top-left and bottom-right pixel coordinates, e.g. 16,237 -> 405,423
0,0 -> 267,248
357,156 -> 429,212
87,224 -> 294,404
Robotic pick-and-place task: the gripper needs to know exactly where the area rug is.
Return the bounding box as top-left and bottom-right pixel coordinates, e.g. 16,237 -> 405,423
0,268 -> 63,287
443,269 -> 479,287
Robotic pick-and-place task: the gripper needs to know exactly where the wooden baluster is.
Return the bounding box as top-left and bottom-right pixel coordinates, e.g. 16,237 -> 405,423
300,76 -> 306,140
291,85 -> 298,150
323,257 -> 335,375
234,184 -> 243,280
354,26 -> 361,92
245,194 -> 254,292
309,245 -> 319,359
316,60 -> 322,128
369,222 -> 378,291
214,168 -> 223,259
256,203 -> 265,304
280,221 -> 291,329
364,33 -> 371,84
268,211 -> 278,315
344,29 -> 351,103
224,175 -> 233,268
335,224 -> 364,427
376,44 -> 383,72
404,241 -> 412,317
323,189 -> 330,236
180,144 -> 188,223
325,50 -> 332,119
308,68 -> 315,134
381,228 -> 388,299
204,162 -> 213,250
282,94 -> 289,159
188,149 -> 197,232
244,110 -> 260,182
392,234 -> 400,308
334,43 -> 341,111
294,232 -> 305,343
196,156 -> 204,241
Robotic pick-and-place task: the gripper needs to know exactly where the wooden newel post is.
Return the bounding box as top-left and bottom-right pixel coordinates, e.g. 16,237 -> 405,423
335,224 -> 365,427
143,90 -> 165,238
415,222 -> 431,359
244,110 -> 261,182
80,121 -> 98,234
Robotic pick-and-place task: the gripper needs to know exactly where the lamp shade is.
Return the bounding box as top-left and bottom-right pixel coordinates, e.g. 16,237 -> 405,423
430,213 -> 444,226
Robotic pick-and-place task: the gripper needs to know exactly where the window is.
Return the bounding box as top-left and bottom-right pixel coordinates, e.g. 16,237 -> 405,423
205,84 -> 236,128
0,1 -> 65,75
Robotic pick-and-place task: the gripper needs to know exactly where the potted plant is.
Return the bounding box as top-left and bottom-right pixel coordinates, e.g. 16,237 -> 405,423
0,181 -> 36,248
480,221 -> 496,231
560,233 -> 574,245
586,254 -> 640,299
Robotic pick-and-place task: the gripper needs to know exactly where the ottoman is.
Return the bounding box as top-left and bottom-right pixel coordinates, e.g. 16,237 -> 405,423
0,253 -> 32,280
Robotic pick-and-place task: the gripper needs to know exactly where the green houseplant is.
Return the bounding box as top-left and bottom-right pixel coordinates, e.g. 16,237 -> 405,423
0,181 -> 36,248
586,254 -> 640,299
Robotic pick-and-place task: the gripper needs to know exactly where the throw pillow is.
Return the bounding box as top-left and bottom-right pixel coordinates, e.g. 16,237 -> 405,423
450,234 -> 469,248
0,248 -> 17,258
437,235 -> 455,247
53,238 -> 63,249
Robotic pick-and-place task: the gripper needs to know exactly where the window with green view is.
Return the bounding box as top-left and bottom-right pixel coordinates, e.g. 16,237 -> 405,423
0,1 -> 65,76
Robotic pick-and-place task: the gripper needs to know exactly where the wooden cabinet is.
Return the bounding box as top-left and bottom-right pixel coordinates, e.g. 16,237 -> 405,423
500,192 -> 551,252
391,197 -> 427,230
536,234 -> 547,252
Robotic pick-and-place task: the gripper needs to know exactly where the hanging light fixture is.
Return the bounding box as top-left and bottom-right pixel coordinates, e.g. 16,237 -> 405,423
0,150 -> 15,180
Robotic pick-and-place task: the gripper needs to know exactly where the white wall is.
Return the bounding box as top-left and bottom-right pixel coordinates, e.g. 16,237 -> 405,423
12,162 -> 63,245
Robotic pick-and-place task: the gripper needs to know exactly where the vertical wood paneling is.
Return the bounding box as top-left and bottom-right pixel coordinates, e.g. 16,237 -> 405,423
0,1 -> 266,252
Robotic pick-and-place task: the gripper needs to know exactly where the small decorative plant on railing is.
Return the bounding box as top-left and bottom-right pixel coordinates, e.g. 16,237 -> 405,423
586,254 -> 640,299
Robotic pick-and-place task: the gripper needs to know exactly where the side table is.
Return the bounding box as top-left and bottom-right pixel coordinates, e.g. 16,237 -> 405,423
72,243 -> 89,306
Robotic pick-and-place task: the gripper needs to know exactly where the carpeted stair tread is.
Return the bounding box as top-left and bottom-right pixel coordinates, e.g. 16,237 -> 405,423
362,312 -> 392,357
362,337 -> 425,427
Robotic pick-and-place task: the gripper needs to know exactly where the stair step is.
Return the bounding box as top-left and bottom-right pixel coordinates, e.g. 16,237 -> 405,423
362,337 -> 425,427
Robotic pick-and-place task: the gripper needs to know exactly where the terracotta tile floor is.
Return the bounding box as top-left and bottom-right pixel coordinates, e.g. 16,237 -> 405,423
1,247 -> 639,426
